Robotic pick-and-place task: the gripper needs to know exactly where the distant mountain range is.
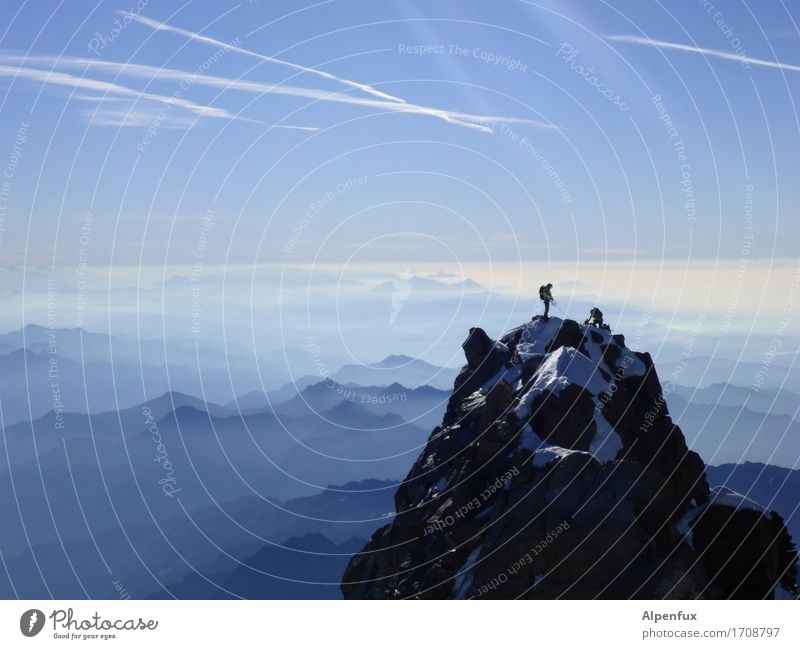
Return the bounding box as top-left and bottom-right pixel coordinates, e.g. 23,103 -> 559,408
666,393 -> 800,468
331,354 -> 458,390
0,325 -> 458,424
658,356 -> 800,390
370,275 -> 486,296
260,379 -> 450,430
151,534 -> 367,599
671,383 -> 799,420
0,478 -> 396,599
2,320 -> 799,599
0,399 -> 426,553
0,344 -> 251,425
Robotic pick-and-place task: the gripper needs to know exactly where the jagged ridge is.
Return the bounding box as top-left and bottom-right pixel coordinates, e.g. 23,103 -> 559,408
341,317 -> 799,599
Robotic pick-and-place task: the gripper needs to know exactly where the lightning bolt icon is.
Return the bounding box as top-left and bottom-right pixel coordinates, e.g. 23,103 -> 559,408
28,611 -> 37,632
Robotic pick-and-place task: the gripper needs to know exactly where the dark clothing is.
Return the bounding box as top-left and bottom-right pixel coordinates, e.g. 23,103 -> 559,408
539,285 -> 554,320
584,308 -> 603,327
584,308 -> 610,330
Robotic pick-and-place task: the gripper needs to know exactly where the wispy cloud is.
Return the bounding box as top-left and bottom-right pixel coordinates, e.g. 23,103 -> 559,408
123,12 -> 408,105
69,94 -> 131,104
0,57 -> 322,129
0,52 -> 555,133
605,35 -> 800,72
121,15 -> 553,133
264,123 -> 321,131
81,104 -> 202,128
75,96 -> 319,130
0,63 -> 246,121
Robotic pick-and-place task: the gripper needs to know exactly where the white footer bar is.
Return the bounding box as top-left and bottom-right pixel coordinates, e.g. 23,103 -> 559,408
1,600 -> 798,647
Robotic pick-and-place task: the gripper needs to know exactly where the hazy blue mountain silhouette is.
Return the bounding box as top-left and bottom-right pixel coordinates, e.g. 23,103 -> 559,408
658,356 -> 800,390
0,478 -> 395,599
0,395 -> 416,556
332,354 -> 457,389
671,383 -> 799,419
270,380 -> 450,430
0,325 -> 354,424
666,394 -> 800,467
150,534 -> 366,599
1,391 -> 235,467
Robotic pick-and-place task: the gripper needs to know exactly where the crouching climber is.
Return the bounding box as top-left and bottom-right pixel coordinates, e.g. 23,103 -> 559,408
584,307 -> 610,330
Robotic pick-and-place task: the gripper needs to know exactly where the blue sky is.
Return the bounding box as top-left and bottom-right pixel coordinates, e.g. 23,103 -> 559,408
0,0 -> 797,270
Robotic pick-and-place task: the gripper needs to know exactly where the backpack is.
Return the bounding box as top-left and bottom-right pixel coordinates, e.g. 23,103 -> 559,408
538,285 -> 546,300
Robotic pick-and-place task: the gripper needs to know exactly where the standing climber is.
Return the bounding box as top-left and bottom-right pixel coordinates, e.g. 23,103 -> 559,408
538,283 -> 554,320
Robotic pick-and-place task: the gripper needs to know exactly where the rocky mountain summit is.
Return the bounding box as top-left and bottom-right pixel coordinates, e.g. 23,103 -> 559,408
341,317 -> 798,599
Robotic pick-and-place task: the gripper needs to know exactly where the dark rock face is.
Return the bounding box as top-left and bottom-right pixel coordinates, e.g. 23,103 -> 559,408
685,492 -> 798,599
341,318 -> 798,599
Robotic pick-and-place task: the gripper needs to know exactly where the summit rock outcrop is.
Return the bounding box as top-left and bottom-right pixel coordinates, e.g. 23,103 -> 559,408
341,317 -> 798,599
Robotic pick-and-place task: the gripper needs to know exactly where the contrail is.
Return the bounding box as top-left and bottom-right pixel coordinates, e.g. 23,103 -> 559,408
122,14 -> 547,132
605,35 -> 800,73
262,124 -> 320,131
124,12 -> 408,105
0,63 -> 252,121
0,53 -> 557,133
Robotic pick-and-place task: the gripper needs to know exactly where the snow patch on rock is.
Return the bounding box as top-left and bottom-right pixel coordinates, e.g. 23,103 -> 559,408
522,425 -> 593,467
676,502 -> 700,549
589,410 -> 623,461
708,486 -> 764,512
510,323 -> 631,463
512,317 -> 565,360
462,391 -> 487,412
493,340 -> 510,354
452,545 -> 482,599
480,365 -> 523,395
515,346 -> 612,422
532,445 -> 588,468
